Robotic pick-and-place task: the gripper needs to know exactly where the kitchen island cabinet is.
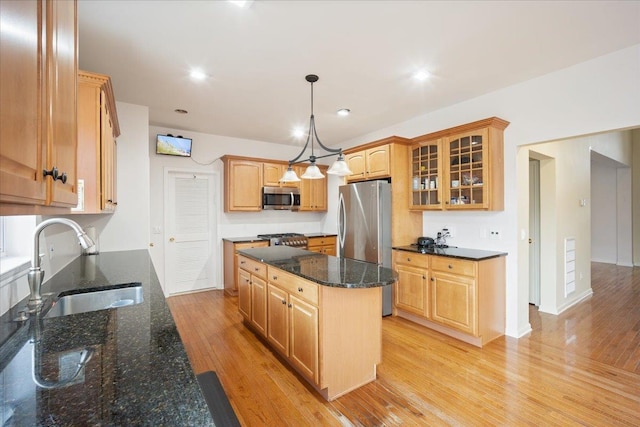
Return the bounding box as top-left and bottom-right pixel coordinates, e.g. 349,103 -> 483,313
238,246 -> 396,400
223,237 -> 270,296
392,246 -> 506,347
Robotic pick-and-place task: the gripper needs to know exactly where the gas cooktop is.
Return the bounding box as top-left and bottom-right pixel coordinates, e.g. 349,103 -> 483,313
257,233 -> 304,239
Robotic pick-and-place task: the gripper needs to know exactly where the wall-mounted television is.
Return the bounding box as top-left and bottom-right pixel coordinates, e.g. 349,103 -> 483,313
156,134 -> 192,157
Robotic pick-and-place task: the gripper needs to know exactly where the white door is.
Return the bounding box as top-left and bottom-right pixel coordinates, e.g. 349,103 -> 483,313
529,159 -> 541,306
165,171 -> 216,295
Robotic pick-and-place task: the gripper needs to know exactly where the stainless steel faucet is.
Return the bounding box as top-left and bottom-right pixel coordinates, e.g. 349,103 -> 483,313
28,218 -> 95,308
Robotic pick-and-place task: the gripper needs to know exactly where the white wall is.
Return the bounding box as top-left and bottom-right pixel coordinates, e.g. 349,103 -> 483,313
340,45 -> 640,338
591,156 -> 619,263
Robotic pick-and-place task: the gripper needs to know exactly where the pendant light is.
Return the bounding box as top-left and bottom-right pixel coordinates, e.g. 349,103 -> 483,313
280,75 -> 352,182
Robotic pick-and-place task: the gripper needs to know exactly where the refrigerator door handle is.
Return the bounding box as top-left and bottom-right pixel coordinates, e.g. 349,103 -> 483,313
338,192 -> 346,252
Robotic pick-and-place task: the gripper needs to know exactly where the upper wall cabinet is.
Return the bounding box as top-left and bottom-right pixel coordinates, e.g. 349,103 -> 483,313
410,117 -> 509,211
344,144 -> 390,182
263,162 -> 298,188
222,155 -> 329,212
0,0 -> 78,215
222,156 -> 263,212
74,70 -> 120,214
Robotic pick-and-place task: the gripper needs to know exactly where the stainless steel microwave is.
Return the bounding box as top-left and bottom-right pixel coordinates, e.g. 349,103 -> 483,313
262,186 -> 300,210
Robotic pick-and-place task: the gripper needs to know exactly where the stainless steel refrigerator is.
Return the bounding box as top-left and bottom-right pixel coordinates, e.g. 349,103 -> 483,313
338,180 -> 392,316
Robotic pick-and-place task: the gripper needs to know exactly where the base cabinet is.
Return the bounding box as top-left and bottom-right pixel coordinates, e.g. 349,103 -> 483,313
237,255 -> 268,337
307,236 -> 336,256
267,282 -> 319,384
239,259 -> 382,400
223,239 -> 269,296
392,251 -> 429,317
392,249 -> 505,347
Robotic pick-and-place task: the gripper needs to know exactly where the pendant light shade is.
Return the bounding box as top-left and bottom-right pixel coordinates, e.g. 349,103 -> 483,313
280,75 -> 352,183
301,164 -> 324,179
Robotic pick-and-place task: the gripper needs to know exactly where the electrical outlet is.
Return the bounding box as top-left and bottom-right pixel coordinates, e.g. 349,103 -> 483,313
489,229 -> 502,240
442,226 -> 455,238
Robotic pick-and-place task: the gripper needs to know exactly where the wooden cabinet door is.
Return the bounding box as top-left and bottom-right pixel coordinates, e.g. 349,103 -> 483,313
101,91 -> 117,210
365,145 -> 390,178
289,294 -> 319,385
296,165 -> 327,211
394,264 -> 429,317
46,0 -> 77,207
345,152 -> 366,181
263,162 -> 283,186
267,284 -> 289,355
444,128 -> 489,210
225,159 -> 262,211
238,268 -> 252,321
251,275 -> 268,337
0,0 -> 47,206
409,139 -> 443,210
431,271 -> 477,335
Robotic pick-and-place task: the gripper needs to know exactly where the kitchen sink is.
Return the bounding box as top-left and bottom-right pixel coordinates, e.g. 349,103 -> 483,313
44,283 -> 143,318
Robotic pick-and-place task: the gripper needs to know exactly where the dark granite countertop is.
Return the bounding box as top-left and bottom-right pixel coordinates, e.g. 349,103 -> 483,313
304,232 -> 337,238
0,250 -> 214,426
237,246 -> 396,288
222,236 -> 268,243
393,245 -> 507,261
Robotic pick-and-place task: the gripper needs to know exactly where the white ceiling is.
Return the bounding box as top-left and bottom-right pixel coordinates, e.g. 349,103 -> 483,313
77,1 -> 640,147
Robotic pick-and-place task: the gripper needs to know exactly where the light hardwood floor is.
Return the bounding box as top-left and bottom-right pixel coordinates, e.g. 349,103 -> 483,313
167,262 -> 640,426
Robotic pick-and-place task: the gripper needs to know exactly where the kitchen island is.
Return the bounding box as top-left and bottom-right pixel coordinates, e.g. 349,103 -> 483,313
0,251 -> 214,426
236,246 -> 396,401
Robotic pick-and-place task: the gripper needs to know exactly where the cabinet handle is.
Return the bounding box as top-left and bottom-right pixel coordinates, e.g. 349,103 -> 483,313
240,261 -> 245,265
281,300 -> 286,305
407,258 -> 411,262
423,275 -> 426,279
288,303 -> 292,308
431,277 -> 434,281
255,267 -> 259,272
272,275 -> 278,280
448,264 -> 453,269
297,287 -> 303,292
43,167 -> 59,181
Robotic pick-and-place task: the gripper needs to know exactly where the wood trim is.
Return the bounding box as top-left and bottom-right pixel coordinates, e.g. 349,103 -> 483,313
78,70 -> 120,137
342,136 -> 412,155
412,117 -> 510,144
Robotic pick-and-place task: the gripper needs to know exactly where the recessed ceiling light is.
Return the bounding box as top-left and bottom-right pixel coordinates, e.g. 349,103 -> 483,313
228,0 -> 253,8
413,70 -> 431,81
337,108 -> 351,116
189,69 -> 208,81
174,109 -> 188,114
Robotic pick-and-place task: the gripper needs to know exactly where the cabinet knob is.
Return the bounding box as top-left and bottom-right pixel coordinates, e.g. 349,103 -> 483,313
281,300 -> 286,305
240,260 -> 245,265
255,267 -> 259,272
407,258 -> 411,262
423,275 -> 426,279
448,264 -> 453,269
297,287 -> 303,292
431,277 -> 434,281
57,172 -> 67,184
43,167 -> 59,181
272,275 -> 278,280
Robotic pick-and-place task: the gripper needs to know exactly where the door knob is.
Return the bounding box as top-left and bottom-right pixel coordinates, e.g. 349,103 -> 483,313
169,237 -> 175,242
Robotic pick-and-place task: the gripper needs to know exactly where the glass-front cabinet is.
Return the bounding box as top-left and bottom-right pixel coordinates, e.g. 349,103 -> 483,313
410,138 -> 442,209
446,128 -> 488,209
409,117 -> 509,211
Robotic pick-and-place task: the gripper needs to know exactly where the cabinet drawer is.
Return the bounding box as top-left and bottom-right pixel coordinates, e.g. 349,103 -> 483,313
238,255 -> 267,279
393,251 -> 429,269
235,241 -> 269,251
268,267 -> 319,306
308,236 -> 335,247
431,256 -> 476,277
